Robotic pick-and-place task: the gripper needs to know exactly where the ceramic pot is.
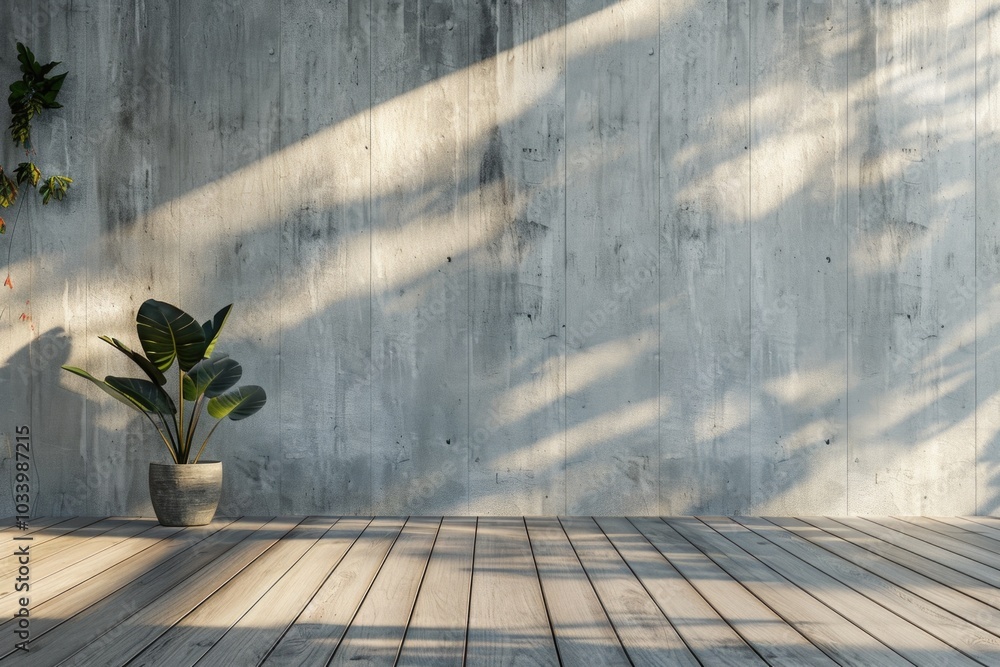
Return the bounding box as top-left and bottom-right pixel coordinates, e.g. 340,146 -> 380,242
148,461 -> 222,526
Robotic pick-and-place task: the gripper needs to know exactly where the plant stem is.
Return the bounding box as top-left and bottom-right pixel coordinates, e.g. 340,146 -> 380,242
144,411 -> 178,463
3,193 -> 26,278
185,394 -> 205,453
177,366 -> 186,462
191,419 -> 223,464
156,410 -> 180,459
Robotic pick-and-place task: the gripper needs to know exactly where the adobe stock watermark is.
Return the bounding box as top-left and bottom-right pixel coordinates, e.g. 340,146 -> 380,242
11,425 -> 31,653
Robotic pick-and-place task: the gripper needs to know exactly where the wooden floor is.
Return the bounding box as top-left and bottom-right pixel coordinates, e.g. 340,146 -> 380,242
4,517 -> 1000,666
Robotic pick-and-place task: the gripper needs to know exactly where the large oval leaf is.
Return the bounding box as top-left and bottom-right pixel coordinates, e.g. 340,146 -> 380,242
202,304 -> 232,360
62,366 -> 149,413
137,300 -> 206,372
99,335 -> 167,385
105,376 -> 176,415
207,385 -> 266,421
183,356 -> 242,401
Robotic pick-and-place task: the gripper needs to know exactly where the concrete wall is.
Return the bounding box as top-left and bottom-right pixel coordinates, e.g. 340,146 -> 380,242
1,0 -> 998,517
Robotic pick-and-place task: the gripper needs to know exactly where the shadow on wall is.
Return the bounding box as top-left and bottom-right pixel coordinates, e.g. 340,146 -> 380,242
0,328 -> 160,517
2,0 -> 999,516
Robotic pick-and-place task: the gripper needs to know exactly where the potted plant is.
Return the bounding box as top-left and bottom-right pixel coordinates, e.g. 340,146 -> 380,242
62,299 -> 266,525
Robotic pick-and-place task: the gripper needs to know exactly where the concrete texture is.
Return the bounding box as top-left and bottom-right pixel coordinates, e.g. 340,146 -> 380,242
0,0 -> 997,516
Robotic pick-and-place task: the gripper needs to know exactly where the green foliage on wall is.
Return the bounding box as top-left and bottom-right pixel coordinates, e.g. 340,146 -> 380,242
0,42 -> 73,235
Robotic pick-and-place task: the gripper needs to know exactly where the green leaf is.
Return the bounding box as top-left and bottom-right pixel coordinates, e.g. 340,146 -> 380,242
202,304 -> 232,359
136,299 -> 207,372
64,366 -> 178,462
105,376 -> 176,415
183,356 -> 241,401
39,175 -> 71,204
98,335 -> 167,385
62,366 -> 156,414
8,43 -> 68,148
207,385 -> 266,421
8,80 -> 28,100
16,43 -> 35,74
0,171 -> 17,207
9,110 -> 32,149
42,72 -> 67,106
14,162 -> 40,187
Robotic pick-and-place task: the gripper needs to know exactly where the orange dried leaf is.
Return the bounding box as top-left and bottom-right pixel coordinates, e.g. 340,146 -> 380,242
3,275 -> 12,289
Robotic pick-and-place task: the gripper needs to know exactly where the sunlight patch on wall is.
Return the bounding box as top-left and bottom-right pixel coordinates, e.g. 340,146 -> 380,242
693,387 -> 748,443
560,398 -> 670,461
852,366 -> 974,445
92,0 -> 664,341
763,360 -> 848,411
143,0 -> 656,229
484,333 -> 656,431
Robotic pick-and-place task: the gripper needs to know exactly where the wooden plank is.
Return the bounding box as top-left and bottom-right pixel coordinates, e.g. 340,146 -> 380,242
199,516 -> 400,666
0,516 -> 104,551
260,517 -> 406,665
748,0 -> 849,516
21,518 -> 267,666
847,0 -> 977,516
833,516 -> 1000,590
799,516 -> 1000,606
466,517 -> 559,666
737,516 -> 1000,664
57,517 -> 315,667
865,516 -> 1000,570
703,517 -> 979,666
658,0 -> 752,516
631,517 -> 836,667
773,517 -> 1000,635
369,0 -> 471,515
894,516 -> 1000,553
0,516 -> 76,540
560,516 -> 698,666
0,517 -> 238,662
563,0 -> 660,514
397,516 -> 477,667
0,521 -> 182,619
596,517 -> 766,666
131,517 -> 371,667
934,516 -> 1000,543
978,0 -> 1000,517
964,516 -> 1000,531
0,517 -> 139,577
466,0 -> 566,516
329,517 -> 441,665
525,517 -> 630,665
663,516 -> 909,666
0,518 -> 156,614
276,0 -> 372,515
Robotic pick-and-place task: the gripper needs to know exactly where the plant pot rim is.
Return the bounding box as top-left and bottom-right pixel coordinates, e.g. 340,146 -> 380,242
149,460 -> 222,466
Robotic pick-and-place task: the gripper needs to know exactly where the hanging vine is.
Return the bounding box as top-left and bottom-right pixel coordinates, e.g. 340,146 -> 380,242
1,42 -> 72,290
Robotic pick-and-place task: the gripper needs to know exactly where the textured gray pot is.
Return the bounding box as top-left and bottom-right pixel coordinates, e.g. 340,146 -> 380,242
148,461 -> 222,526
